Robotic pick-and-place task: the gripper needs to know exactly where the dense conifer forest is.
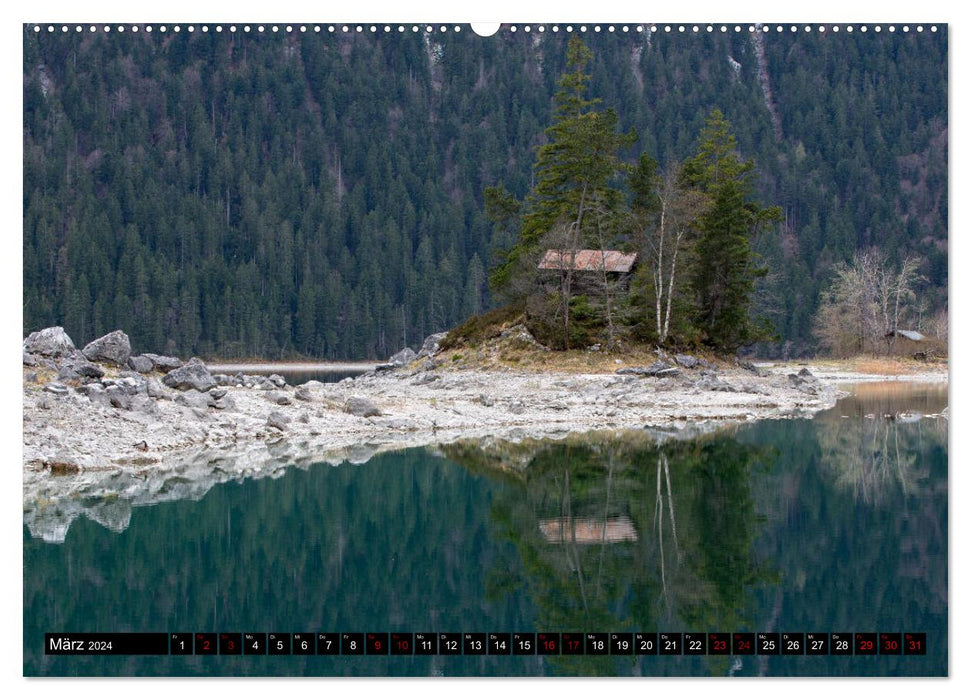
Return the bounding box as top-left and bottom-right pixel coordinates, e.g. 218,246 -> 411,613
23,25 -> 947,359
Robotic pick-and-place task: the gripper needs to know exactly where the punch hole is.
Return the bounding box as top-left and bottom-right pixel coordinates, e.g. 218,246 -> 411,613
471,23 -> 500,37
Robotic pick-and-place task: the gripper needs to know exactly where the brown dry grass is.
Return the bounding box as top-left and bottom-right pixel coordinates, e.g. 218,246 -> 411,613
806,355 -> 947,376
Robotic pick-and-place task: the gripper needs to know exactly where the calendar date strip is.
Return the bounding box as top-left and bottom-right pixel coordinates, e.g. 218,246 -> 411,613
46,632 -> 927,656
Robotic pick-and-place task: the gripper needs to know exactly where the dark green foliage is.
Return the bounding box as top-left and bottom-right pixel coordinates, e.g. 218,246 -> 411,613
440,302 -> 525,350
683,110 -> 782,351
23,27 -> 947,358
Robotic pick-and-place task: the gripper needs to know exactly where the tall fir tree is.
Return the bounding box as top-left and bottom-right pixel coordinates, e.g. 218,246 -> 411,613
682,110 -> 782,352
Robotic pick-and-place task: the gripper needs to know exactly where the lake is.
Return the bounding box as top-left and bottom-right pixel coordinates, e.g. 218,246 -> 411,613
23,382 -> 947,676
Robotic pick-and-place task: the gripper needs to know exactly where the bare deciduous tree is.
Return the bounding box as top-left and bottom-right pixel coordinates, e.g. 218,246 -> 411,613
635,166 -> 708,344
814,248 -> 925,356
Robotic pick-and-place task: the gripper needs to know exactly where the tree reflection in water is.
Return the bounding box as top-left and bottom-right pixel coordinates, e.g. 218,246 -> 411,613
444,429 -> 777,675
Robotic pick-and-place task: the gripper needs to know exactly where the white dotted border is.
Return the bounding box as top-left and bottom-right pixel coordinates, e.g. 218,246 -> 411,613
30,24 -> 940,35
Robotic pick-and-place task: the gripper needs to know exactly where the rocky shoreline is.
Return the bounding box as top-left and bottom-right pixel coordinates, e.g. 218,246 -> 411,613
22,326 -> 945,542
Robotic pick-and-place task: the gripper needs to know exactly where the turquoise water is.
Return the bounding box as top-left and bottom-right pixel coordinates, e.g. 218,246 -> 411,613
23,382 -> 947,676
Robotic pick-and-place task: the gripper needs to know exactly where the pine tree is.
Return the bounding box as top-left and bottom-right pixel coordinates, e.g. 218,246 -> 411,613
682,110 -> 782,352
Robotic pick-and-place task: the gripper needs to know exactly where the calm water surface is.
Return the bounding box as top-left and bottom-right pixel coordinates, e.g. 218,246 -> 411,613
23,382 -> 947,676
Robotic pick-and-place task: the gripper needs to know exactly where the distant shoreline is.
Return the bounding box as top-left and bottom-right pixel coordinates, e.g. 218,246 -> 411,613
205,361 -> 378,373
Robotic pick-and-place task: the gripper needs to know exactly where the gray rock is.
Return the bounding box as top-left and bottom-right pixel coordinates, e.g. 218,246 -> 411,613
59,354 -> 105,380
266,391 -> 292,406
146,378 -> 170,400
37,397 -> 51,410
421,359 -> 437,372
106,376 -> 145,395
798,367 -> 814,378
294,386 -> 312,401
266,411 -> 290,431
508,400 -> 526,415
476,394 -> 496,407
417,332 -> 448,359
24,327 -> 76,358
738,360 -> 767,377
299,380 -> 324,390
175,389 -> 211,410
23,351 -> 38,366
298,412 -> 310,424
674,354 -> 700,369
374,363 -> 396,373
105,385 -> 132,410
389,346 -> 418,366
788,372 -> 820,395
209,387 -> 228,400
374,417 -> 420,430
212,374 -> 232,386
344,396 -> 381,417
616,361 -> 681,377
258,379 -> 277,391
82,330 -> 132,366
43,382 -> 69,396
130,396 -> 159,415
162,359 -> 216,392
411,373 -> 440,386
267,374 -> 287,387
210,397 -> 235,411
142,353 -> 183,372
25,372 -> 38,383
76,383 -> 111,408
127,355 -> 154,373
695,375 -> 736,392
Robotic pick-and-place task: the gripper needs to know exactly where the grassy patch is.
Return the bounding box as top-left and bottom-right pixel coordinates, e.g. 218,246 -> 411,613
440,303 -> 525,350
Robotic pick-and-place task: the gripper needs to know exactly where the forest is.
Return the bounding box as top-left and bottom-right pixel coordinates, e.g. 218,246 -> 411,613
23,25 -> 947,359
